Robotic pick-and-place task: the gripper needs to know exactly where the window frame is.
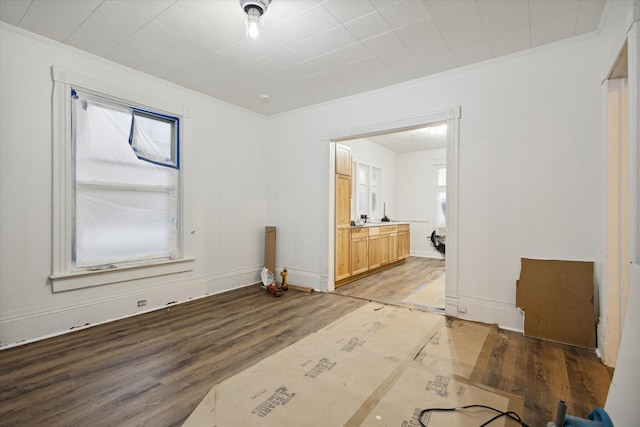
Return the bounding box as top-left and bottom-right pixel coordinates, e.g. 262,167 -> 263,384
434,164 -> 447,228
352,159 -> 382,222
51,66 -> 194,292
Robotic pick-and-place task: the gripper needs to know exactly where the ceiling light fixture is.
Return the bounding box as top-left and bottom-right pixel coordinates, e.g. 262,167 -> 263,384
240,0 -> 271,39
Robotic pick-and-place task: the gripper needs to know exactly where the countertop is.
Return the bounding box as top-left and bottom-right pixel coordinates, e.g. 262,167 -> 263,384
351,221 -> 409,228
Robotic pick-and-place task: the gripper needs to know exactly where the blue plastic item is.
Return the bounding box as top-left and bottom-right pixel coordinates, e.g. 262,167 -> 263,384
564,408 -> 614,427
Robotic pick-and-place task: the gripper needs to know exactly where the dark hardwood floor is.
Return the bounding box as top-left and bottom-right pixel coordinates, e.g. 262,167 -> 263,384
0,257 -> 613,427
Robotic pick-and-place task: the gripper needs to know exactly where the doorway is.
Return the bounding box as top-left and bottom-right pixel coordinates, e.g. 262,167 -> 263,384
335,124 -> 447,311
324,107 -> 460,316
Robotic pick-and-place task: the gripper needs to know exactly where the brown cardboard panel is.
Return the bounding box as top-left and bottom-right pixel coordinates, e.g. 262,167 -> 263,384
184,304 -> 516,427
264,226 -> 276,274
516,258 -> 595,348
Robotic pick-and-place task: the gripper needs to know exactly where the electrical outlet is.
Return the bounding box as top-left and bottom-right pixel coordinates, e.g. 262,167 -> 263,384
458,305 -> 467,313
137,300 -> 147,307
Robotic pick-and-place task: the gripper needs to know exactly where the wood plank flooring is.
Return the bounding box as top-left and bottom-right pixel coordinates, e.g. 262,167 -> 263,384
333,256 -> 445,310
0,257 -> 613,427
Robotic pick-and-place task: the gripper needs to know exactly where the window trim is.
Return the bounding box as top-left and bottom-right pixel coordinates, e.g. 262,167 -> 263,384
50,66 -> 193,292
434,164 -> 446,228
352,159 -> 382,221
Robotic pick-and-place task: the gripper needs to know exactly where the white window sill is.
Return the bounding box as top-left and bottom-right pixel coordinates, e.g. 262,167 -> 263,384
50,258 -> 195,292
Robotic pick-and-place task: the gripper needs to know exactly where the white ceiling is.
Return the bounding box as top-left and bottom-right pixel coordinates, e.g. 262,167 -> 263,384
365,122 -> 447,152
0,0 -> 607,115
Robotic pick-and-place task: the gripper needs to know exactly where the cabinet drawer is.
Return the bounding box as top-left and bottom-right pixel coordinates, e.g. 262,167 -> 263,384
379,225 -> 398,234
368,227 -> 379,236
351,227 -> 369,238
398,224 -> 410,232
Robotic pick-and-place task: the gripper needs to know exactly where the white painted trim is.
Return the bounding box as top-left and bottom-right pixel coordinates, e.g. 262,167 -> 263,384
445,295 -> 459,317
598,78 -> 611,361
52,66 -> 187,118
51,69 -> 73,278
411,251 -> 445,260
325,142 -> 337,292
50,66 -> 194,290
444,116 -> 460,318
456,295 -> 524,332
51,258 -> 196,292
628,22 -> 640,267
323,107 -> 461,142
273,265 -> 328,292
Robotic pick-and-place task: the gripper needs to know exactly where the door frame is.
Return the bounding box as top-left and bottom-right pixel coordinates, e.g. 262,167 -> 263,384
323,106 -> 461,317
599,21 -> 640,365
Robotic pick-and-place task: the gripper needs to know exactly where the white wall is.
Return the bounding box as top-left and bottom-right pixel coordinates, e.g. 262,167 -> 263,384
397,148 -> 446,258
341,137 -> 398,221
0,26 -> 269,346
268,34 -> 602,330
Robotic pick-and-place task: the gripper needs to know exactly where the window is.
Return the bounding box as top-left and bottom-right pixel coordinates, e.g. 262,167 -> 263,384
51,66 -> 193,291
356,163 -> 369,218
370,167 -> 381,220
72,90 -> 179,268
435,165 -> 446,227
353,160 -> 381,221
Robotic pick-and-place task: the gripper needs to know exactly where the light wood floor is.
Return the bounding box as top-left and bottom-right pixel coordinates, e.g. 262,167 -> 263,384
0,257 -> 613,427
334,256 -> 445,310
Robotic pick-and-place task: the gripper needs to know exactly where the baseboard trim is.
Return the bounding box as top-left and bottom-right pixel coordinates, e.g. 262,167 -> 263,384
454,295 -> 524,332
0,267 -> 263,349
410,250 -> 445,259
274,266 -> 327,292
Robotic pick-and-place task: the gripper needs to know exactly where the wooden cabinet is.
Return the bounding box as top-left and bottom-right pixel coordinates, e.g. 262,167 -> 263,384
335,144 -> 352,282
335,228 -> 351,280
335,174 -> 351,281
398,224 -> 410,260
368,227 -> 380,270
335,174 -> 351,227
351,228 -> 368,275
388,232 -> 398,263
336,144 -> 352,176
337,222 -> 410,285
379,233 -> 389,265
379,225 -> 398,265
